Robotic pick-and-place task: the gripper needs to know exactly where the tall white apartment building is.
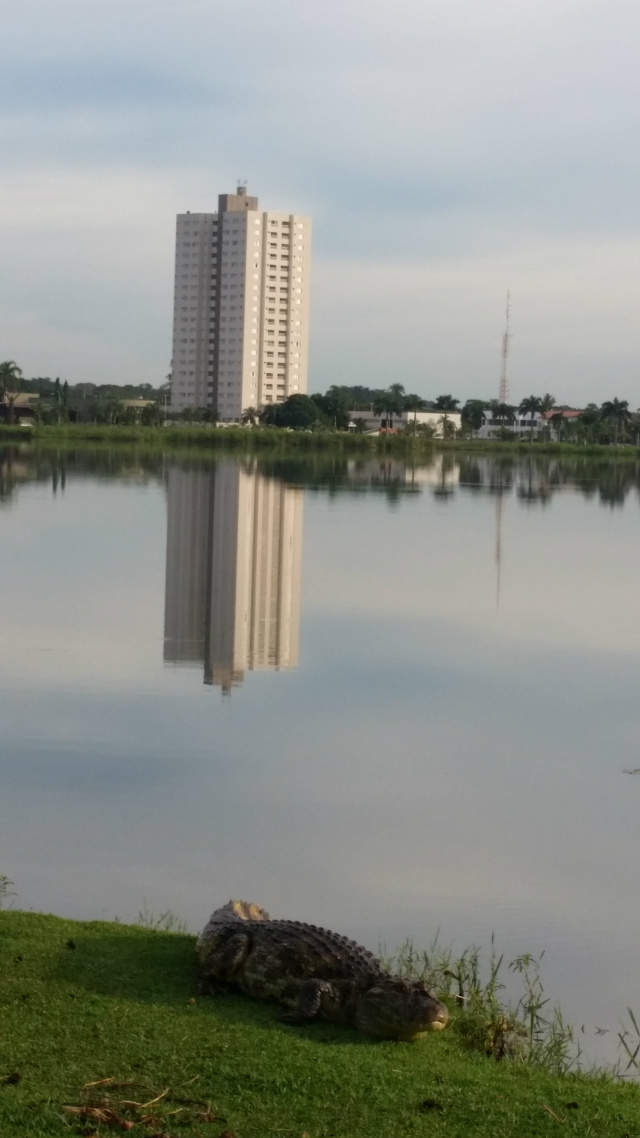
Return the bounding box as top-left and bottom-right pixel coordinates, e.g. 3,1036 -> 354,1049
170,185 -> 311,421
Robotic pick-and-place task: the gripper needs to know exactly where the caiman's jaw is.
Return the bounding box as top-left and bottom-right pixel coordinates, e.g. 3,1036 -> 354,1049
397,1006 -> 450,1040
429,1006 -> 450,1031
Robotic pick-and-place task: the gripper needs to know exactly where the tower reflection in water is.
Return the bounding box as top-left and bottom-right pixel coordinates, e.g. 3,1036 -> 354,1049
163,461 -> 303,692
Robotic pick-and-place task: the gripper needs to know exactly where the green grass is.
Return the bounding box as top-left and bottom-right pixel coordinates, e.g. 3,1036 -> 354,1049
1,913 -> 639,1138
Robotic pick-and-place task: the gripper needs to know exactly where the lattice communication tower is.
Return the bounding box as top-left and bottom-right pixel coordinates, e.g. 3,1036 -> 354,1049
498,291 -> 511,404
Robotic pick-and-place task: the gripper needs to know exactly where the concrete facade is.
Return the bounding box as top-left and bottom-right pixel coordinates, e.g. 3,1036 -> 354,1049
170,185 -> 312,421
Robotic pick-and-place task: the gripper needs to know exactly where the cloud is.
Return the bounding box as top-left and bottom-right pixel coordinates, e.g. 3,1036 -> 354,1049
311,238 -> 640,401
1,0 -> 640,399
0,59 -> 216,113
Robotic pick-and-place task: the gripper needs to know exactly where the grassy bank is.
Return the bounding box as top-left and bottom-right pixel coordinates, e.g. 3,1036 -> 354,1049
1,912 -> 639,1138
2,422 -> 640,459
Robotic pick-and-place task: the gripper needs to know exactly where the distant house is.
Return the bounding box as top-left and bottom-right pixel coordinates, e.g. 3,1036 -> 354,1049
348,408 -> 462,437
475,409 -> 544,439
119,398 -> 157,420
475,407 -> 583,440
0,392 -> 39,424
542,409 -> 583,439
120,399 -> 156,410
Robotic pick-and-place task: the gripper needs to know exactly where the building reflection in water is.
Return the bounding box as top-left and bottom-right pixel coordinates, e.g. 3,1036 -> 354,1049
164,461 -> 303,692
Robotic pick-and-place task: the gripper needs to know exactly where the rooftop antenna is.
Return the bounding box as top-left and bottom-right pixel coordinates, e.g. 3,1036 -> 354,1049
498,290 -> 511,404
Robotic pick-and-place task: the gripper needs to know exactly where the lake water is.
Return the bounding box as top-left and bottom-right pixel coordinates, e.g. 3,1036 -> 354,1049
1,445 -> 639,1067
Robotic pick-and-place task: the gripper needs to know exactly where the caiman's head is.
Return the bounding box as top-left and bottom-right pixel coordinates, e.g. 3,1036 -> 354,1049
356,978 -> 449,1040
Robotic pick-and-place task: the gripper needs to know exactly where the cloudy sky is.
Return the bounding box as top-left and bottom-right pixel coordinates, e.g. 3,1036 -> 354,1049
2,0 -> 639,404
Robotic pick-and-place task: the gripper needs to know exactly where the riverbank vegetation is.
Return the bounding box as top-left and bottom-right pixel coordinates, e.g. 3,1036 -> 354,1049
1,911 -> 640,1138
3,421 -> 640,461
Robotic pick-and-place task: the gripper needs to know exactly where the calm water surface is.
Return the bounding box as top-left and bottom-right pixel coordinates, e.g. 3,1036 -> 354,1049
1,447 -> 639,1065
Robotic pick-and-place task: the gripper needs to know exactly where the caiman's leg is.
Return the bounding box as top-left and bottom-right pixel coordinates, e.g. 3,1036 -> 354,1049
197,975 -> 228,997
280,979 -> 339,1025
199,932 -> 252,994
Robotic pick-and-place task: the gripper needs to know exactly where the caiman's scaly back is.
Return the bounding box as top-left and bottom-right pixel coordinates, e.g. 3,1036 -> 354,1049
196,899 -> 449,1041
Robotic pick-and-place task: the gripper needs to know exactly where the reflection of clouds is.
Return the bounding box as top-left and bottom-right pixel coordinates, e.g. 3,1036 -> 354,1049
0,469 -> 166,689
2,453 -> 640,1069
303,472 -> 640,656
164,461 -> 303,692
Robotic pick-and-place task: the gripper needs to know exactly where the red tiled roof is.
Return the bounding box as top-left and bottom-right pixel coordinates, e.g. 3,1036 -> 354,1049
543,409 -> 582,419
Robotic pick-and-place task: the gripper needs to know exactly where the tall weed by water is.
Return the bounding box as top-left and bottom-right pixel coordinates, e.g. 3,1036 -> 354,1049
135,901 -> 189,934
0,875 -> 16,909
382,936 -> 580,1074
618,1008 -> 640,1077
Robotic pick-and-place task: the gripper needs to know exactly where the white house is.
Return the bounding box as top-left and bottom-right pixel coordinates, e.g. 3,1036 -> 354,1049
475,408 -> 583,440
475,410 -> 546,440
348,408 -> 462,437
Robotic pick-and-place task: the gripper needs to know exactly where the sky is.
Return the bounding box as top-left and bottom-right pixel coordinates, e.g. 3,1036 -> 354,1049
1,0 -> 639,405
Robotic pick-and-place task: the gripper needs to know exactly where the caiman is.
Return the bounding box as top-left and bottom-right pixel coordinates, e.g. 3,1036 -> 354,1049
196,900 -> 449,1040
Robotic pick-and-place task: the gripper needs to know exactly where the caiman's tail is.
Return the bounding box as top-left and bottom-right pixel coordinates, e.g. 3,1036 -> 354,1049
196,900 -> 270,962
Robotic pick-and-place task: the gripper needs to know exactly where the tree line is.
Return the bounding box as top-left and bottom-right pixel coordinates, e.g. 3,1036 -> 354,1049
462,394 -> 637,444
244,387 -> 461,433
246,387 -> 639,442
0,362 -> 168,426
1,360 -> 638,442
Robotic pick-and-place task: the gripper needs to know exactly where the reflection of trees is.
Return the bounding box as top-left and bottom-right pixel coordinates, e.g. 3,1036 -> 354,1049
432,454 -> 457,499
487,459 -> 515,498
0,446 -> 165,507
256,455 -> 431,502
515,458 -> 562,506
593,463 -> 638,508
3,446 -> 640,515
568,460 -> 640,508
457,457 -> 484,490
0,449 -> 20,505
454,454 -> 640,511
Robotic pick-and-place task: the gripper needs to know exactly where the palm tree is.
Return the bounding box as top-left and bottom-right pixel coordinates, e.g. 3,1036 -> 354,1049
434,394 -> 460,437
600,398 -> 630,445
576,403 -> 600,444
0,360 -> 22,391
536,393 -> 556,439
0,361 -> 23,425
492,402 -> 516,426
461,400 -> 487,437
372,385 -> 405,430
53,377 -> 62,424
141,402 -> 162,426
403,393 -> 426,433
260,403 -> 280,426
241,406 -> 259,427
518,395 -> 542,440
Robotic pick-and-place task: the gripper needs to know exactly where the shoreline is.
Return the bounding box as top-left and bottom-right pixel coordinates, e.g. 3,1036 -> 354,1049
2,422 -> 640,459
